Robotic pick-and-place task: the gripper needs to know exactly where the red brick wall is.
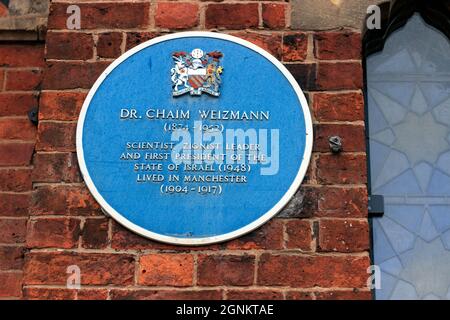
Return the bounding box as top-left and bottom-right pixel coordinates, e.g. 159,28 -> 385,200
0,43 -> 44,299
11,0 -> 370,300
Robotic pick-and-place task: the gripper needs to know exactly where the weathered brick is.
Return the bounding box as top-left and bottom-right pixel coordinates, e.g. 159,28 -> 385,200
36,122 -> 76,151
46,32 -> 94,60
262,3 -> 286,29
0,218 -> 27,243
197,254 -> 254,286
97,32 -> 123,58
205,4 -> 259,29
285,63 -> 316,91
225,219 -> 283,250
0,246 -> 25,270
125,32 -> 160,51
0,272 -> 22,297
315,31 -> 362,60
0,118 -> 36,140
32,152 -> 81,183
0,168 -> 32,192
0,93 -> 39,117
5,70 -> 42,91
282,33 -> 308,62
42,61 -> 110,90
318,219 -> 369,252
26,218 -> 81,249
0,143 -> 34,166
48,3 -> 150,30
139,254 -> 194,286
0,193 -> 30,217
82,218 -> 109,249
285,291 -> 314,300
77,289 -> 108,300
313,92 -> 364,122
285,220 -> 314,251
110,289 -> 222,300
0,44 -> 44,67
24,288 -> 76,300
155,2 -> 199,30
316,154 -> 367,185
230,32 -> 282,60
226,290 -> 283,300
31,185 -> 100,216
39,91 -> 87,121
258,253 -> 370,287
24,252 -> 135,285
318,187 -> 367,218
315,289 -> 371,300
314,124 -> 366,152
317,62 -> 363,90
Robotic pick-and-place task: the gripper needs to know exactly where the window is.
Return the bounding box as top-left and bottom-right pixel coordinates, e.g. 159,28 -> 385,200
367,13 -> 450,299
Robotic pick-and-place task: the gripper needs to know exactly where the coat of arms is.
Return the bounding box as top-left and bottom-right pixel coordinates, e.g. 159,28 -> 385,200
171,48 -> 223,97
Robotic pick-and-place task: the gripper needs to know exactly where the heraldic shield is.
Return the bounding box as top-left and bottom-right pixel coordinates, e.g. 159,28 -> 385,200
171,48 -> 223,97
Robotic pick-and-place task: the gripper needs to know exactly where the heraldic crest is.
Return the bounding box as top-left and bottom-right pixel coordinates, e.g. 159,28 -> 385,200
171,48 -> 223,97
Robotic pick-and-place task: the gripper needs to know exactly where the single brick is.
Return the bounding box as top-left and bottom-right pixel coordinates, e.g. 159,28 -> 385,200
316,154 -> 367,185
314,124 -> 366,152
313,92 -> 364,122
39,91 -> 87,121
0,246 -> 25,270
317,62 -> 363,90
317,187 -> 368,218
5,70 -> 43,91
46,32 -> 94,60
0,118 -> 36,140
26,218 -> 81,249
285,219 -> 314,251
0,44 -> 44,67
36,122 -> 76,151
315,31 -> 362,60
282,33 -> 308,62
97,32 -> 123,58
205,4 -> 259,29
0,93 -> 38,116
0,142 -> 35,166
0,272 -> 22,298
262,3 -> 286,29
285,63 -> 317,91
155,2 -> 199,30
139,254 -> 194,286
81,218 -> 109,249
318,219 -> 369,252
0,218 -> 27,243
0,193 -> 30,217
0,168 -> 32,192
197,254 -> 255,286
258,253 -> 370,287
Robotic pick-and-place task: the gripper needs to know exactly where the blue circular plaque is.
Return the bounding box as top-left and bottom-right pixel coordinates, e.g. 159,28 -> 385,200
77,32 -> 313,245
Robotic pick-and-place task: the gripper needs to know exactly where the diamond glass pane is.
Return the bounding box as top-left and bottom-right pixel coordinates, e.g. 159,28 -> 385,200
367,14 -> 450,300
